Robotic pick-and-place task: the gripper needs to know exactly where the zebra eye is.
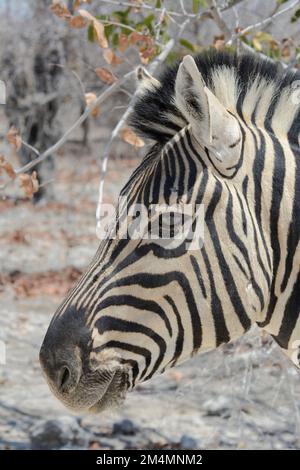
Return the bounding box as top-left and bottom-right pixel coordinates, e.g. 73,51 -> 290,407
131,211 -> 140,220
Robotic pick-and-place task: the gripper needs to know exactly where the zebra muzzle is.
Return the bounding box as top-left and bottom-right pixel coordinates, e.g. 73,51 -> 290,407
40,341 -> 129,412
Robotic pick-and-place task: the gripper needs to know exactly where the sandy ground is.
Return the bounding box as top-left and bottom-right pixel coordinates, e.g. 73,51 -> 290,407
0,142 -> 300,450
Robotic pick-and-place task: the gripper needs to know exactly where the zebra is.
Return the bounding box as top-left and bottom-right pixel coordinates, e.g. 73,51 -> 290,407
40,50 -> 300,413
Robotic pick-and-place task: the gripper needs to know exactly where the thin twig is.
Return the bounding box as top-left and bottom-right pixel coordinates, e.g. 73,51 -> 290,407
232,5 -> 239,30
39,177 -> 56,189
21,140 -> 40,157
49,63 -> 86,99
149,37 -> 176,73
101,19 -> 138,33
98,0 -> 199,18
14,70 -> 135,175
227,0 -> 300,45
155,7 -> 167,42
179,0 -> 187,16
97,0 -> 245,20
208,0 -> 232,41
96,105 -> 132,233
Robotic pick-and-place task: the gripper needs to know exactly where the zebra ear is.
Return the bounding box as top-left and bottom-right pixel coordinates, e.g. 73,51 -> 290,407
136,66 -> 161,94
175,55 -> 241,162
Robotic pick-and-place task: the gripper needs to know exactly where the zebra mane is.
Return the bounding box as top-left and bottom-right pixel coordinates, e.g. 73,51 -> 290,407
129,49 -> 300,144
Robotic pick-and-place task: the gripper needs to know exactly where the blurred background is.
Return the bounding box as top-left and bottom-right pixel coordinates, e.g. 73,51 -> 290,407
0,0 -> 300,450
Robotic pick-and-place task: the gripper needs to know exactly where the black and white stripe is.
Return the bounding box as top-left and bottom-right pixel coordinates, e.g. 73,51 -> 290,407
40,50 -> 300,412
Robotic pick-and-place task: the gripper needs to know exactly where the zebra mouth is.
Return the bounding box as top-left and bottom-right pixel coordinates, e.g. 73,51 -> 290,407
87,368 -> 128,413
44,364 -> 129,413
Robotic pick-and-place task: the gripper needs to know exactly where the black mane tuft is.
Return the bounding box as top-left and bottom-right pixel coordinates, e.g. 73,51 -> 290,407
128,49 -> 300,144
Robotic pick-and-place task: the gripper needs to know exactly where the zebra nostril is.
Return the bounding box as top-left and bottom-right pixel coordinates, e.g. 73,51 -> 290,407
57,365 -> 72,393
40,338 -> 83,395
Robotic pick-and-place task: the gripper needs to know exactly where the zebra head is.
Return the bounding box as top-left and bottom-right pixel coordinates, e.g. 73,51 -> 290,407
41,51 -> 299,412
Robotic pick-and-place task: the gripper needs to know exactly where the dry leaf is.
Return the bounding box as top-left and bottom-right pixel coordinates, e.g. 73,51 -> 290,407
103,48 -> 122,65
84,92 -> 100,117
252,37 -> 262,52
73,0 -> 81,9
213,35 -> 225,50
118,33 -> 129,53
129,32 -> 144,45
68,15 -> 87,28
19,172 -> 39,198
30,171 -> 39,195
129,32 -> 152,46
78,9 -> 108,48
49,2 -> 72,18
95,67 -> 117,84
0,155 -> 16,179
74,0 -> 92,9
214,39 -> 225,50
77,8 -> 94,21
129,32 -> 155,64
85,92 -> 97,106
7,126 -> 22,151
93,20 -> 108,48
282,43 -> 291,58
139,45 -> 157,65
121,128 -> 144,148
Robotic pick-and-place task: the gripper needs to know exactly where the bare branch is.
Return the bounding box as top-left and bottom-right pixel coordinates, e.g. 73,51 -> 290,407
227,0 -> 300,45
179,0 -> 187,16
10,6 -> 189,182
97,0 -> 246,20
207,0 -> 232,41
49,63 -> 86,100
155,7 -> 167,42
97,0 -> 200,18
14,70 -> 135,175
96,104 -> 132,234
149,37 -> 175,73
100,19 -> 138,33
21,140 -> 40,156
232,5 -> 239,30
